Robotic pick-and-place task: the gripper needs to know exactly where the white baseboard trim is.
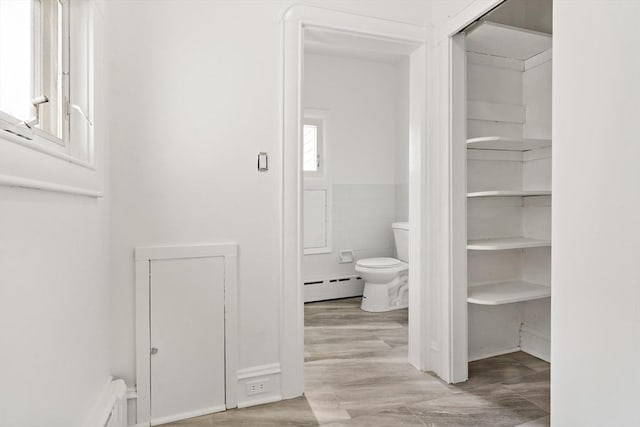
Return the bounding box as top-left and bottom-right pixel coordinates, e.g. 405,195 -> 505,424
304,277 -> 363,303
469,346 -> 521,362
237,394 -> 283,409
520,327 -> 550,362
150,405 -> 226,426
236,363 -> 282,409
237,362 -> 281,380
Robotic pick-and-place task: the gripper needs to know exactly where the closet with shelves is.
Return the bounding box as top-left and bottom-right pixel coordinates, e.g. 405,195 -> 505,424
463,13 -> 552,363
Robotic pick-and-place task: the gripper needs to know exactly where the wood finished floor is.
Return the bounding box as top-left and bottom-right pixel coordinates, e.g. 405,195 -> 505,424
166,297 -> 550,426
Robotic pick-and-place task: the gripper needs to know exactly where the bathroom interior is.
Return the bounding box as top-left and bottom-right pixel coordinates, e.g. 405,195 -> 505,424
301,34 -> 411,356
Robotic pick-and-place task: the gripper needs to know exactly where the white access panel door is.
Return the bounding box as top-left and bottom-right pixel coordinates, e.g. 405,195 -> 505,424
150,257 -> 226,425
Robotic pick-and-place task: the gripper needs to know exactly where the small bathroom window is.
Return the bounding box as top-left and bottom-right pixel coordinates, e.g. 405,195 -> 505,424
303,118 -> 323,176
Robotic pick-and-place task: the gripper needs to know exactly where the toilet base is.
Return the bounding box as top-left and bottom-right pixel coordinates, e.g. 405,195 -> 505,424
360,275 -> 409,312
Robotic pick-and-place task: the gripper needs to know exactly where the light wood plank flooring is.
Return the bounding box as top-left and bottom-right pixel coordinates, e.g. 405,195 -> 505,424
166,297 -> 550,426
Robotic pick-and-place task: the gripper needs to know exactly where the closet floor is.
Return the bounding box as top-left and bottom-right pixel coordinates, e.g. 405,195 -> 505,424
165,298 -> 550,426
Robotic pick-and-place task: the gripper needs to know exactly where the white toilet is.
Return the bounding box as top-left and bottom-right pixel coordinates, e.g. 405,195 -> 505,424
355,222 -> 409,312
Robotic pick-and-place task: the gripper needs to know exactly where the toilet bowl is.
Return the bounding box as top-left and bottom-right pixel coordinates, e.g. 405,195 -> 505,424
355,222 -> 409,312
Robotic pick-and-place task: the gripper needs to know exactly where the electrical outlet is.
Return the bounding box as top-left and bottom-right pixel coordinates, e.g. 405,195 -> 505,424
246,379 -> 270,396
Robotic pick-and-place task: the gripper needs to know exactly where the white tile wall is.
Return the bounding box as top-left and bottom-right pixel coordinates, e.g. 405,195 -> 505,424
302,184 -> 396,280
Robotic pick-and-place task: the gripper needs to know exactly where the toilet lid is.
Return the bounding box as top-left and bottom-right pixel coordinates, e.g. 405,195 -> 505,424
356,257 -> 403,269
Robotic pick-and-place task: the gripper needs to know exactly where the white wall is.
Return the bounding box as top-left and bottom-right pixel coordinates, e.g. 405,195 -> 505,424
105,0 -> 430,403
0,189 -> 110,427
0,4 -> 112,426
304,54 -> 399,186
552,1 -> 640,425
302,53 -> 408,281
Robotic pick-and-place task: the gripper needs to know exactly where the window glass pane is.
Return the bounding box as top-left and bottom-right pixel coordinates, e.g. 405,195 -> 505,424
303,124 -> 318,172
0,0 -> 33,121
38,0 -> 64,138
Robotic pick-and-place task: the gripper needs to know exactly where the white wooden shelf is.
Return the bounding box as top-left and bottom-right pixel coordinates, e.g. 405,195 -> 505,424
466,136 -> 551,151
468,190 -> 551,198
467,281 -> 551,305
467,237 -> 551,251
465,21 -> 552,61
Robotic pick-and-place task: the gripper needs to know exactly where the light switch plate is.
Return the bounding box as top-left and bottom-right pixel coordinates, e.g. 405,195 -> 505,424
258,152 -> 268,171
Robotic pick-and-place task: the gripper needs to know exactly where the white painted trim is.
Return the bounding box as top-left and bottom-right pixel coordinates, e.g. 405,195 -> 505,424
302,111 -> 327,179
127,386 -> 137,399
134,259 -> 150,423
468,347 -> 521,362
282,5 -> 429,398
0,173 -> 103,197
135,243 -> 238,261
429,0 -> 509,385
524,48 -> 552,71
406,42 -> 429,371
302,183 -> 332,255
450,33 -> 469,383
235,363 -> 283,409
303,247 -> 331,255
439,0 -> 507,39
467,100 -> 525,123
82,377 -> 126,427
237,395 -> 283,409
304,278 -> 364,303
520,326 -> 551,362
0,127 -> 95,170
523,147 -> 552,161
467,149 -> 524,162
467,51 -> 524,71
150,405 -> 226,426
135,243 -> 238,425
237,363 -> 282,380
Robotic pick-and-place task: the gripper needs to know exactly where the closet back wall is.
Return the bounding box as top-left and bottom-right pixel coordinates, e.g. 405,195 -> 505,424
302,53 -> 409,281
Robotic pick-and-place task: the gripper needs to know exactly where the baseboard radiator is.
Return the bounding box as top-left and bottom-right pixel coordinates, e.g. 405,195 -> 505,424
304,274 -> 364,302
88,379 -> 127,427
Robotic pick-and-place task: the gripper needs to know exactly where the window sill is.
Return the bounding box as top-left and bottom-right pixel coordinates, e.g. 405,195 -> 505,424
1,124 -> 95,170
0,129 -> 102,198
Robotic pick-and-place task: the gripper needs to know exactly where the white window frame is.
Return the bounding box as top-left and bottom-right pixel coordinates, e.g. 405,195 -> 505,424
1,0 -> 70,148
0,0 -> 100,197
302,118 -> 323,177
303,109 -> 330,254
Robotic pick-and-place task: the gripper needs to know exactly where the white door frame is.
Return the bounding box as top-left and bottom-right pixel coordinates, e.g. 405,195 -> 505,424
281,5 -> 429,398
134,243 -> 238,426
430,0 -> 508,384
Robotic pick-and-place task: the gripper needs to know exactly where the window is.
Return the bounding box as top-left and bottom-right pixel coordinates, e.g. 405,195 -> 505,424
303,118 -> 323,176
0,0 -> 96,196
0,0 -> 74,147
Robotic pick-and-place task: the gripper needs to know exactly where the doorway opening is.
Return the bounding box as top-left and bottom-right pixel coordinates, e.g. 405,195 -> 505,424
282,6 -> 428,400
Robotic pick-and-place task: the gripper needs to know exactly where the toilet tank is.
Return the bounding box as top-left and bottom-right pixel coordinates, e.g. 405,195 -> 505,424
392,222 -> 409,262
